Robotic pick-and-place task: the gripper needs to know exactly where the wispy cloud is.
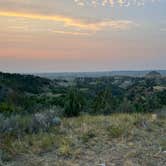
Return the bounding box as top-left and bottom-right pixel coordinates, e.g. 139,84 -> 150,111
53,30 -> 91,36
74,0 -> 159,7
0,11 -> 137,33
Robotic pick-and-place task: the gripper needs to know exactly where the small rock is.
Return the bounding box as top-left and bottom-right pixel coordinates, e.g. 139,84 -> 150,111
151,114 -> 157,121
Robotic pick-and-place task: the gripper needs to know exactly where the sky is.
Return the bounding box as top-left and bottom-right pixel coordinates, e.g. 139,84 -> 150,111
0,0 -> 166,73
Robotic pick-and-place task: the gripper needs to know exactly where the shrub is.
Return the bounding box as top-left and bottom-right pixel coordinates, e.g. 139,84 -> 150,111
30,111 -> 61,133
91,87 -> 118,115
64,88 -> 85,117
107,125 -> 124,138
58,138 -> 72,157
80,130 -> 96,143
0,110 -> 61,136
117,99 -> 136,113
159,138 -> 166,151
0,103 -> 16,115
52,117 -> 61,126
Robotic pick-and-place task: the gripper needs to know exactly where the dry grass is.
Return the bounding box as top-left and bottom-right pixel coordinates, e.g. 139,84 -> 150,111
1,113 -> 166,166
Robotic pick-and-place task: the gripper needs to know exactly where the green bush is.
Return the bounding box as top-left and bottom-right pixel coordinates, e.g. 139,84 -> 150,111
64,88 -> 85,117
117,99 -> 136,113
92,88 -> 115,114
0,103 -> 16,115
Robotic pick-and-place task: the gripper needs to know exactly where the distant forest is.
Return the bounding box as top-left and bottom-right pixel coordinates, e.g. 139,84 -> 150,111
35,70 -> 166,79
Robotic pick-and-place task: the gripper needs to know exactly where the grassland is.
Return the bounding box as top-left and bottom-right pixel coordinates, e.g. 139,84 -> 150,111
1,113 -> 166,166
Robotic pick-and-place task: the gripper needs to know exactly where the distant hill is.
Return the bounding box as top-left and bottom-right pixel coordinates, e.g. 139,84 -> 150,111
145,71 -> 162,78
35,70 -> 166,79
0,72 -> 55,114
0,72 -> 52,94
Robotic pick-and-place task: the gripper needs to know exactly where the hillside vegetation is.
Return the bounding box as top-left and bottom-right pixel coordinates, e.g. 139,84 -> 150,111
0,71 -> 166,165
0,71 -> 166,116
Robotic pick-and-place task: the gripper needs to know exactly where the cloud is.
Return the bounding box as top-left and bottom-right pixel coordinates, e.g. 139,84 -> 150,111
0,11 -> 137,32
53,30 -> 91,36
74,0 -> 159,7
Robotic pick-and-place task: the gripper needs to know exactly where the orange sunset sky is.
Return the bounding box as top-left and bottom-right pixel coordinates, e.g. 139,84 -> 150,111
0,0 -> 166,72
